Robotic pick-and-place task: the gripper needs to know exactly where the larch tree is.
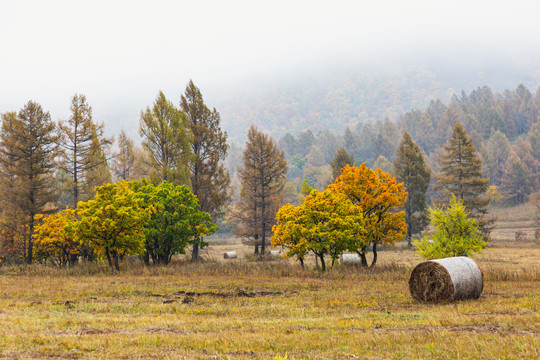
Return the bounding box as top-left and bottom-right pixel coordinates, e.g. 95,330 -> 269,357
139,91 -> 191,186
237,125 -> 287,256
111,130 -> 135,182
0,101 -> 58,263
83,130 -> 112,198
435,123 -> 493,237
58,94 -> 111,207
180,80 -> 231,260
393,132 -> 431,246
330,146 -> 355,180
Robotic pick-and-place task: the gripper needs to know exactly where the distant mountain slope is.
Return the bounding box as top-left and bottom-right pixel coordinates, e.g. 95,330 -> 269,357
217,62 -> 540,142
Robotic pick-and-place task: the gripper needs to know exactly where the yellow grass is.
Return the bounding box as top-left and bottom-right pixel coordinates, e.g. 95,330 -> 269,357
0,236 -> 539,359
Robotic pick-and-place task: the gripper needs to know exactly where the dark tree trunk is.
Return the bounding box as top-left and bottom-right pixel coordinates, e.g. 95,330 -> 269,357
113,254 -> 120,271
299,257 -> 304,269
254,243 -> 259,254
319,254 -> 326,272
358,246 -> 368,267
192,242 -> 200,261
105,250 -> 113,268
369,243 -> 378,269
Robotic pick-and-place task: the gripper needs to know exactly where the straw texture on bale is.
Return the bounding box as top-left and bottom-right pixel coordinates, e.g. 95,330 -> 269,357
409,256 -> 483,303
223,251 -> 237,259
341,253 -> 361,265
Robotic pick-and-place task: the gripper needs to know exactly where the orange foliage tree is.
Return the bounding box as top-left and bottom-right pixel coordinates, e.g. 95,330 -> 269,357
33,209 -> 81,267
328,164 -> 407,268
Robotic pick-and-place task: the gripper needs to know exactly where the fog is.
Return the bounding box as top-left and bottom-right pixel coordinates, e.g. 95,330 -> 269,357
1,0 -> 540,139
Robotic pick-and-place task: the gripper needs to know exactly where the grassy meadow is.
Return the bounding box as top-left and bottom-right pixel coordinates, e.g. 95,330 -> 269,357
0,205 -> 538,359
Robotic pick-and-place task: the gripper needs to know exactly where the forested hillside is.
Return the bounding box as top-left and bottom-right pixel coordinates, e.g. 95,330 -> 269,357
264,84 -> 540,206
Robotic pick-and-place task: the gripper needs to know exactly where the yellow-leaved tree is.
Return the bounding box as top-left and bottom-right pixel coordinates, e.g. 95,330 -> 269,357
272,189 -> 365,271
74,181 -> 150,270
328,164 -> 407,268
33,209 -> 81,267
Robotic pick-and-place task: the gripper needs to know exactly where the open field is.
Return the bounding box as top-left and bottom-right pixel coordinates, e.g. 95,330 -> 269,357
0,239 -> 539,359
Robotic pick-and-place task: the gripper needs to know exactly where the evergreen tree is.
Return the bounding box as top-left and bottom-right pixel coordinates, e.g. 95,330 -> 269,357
330,147 -> 355,180
237,125 -> 287,256
436,123 -> 493,237
180,80 -> 231,260
393,132 -> 431,246
58,94 -> 111,206
139,91 -> 191,186
111,130 -> 135,181
0,101 -> 58,263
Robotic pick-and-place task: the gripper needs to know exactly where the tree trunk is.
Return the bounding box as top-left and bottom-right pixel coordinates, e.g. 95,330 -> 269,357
299,257 -> 304,269
105,250 -> 113,268
319,254 -> 326,272
113,254 -> 120,271
369,243 -> 378,269
358,246 -> 368,267
192,241 -> 200,261
254,243 -> 259,254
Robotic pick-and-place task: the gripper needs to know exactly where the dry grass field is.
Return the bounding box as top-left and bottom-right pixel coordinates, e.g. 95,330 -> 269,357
0,205 -> 538,359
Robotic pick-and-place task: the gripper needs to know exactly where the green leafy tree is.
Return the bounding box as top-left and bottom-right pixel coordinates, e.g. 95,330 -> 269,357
272,189 -> 365,271
0,101 -> 59,263
58,94 -> 111,206
180,80 -> 231,260
74,181 -> 150,270
393,132 -> 431,246
414,196 -> 487,259
330,146 -> 355,180
133,180 -> 217,265
436,123 -> 493,237
237,125 -> 287,256
139,91 -> 191,186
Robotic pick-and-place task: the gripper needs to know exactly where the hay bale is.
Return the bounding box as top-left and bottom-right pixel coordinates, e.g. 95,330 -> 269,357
409,256 -> 483,303
223,251 -> 237,259
341,253 -> 361,265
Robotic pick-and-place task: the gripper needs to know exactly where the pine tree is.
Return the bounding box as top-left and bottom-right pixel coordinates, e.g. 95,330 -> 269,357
58,94 -> 111,206
0,101 -> 58,263
111,130 -> 135,181
330,147 -> 355,180
394,132 -> 431,246
180,80 -> 231,260
436,123 -> 493,237
139,91 -> 191,186
237,125 -> 287,256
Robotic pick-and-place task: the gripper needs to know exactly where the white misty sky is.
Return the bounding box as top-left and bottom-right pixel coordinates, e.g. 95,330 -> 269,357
0,0 -> 539,135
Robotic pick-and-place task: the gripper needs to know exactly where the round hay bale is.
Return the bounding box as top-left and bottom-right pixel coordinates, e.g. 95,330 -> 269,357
223,251 -> 237,259
409,256 -> 483,303
341,253 -> 361,265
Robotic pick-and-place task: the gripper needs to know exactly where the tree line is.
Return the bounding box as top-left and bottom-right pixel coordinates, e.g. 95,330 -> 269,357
0,81 -> 231,265
273,84 -> 539,206
1,81 -> 537,268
